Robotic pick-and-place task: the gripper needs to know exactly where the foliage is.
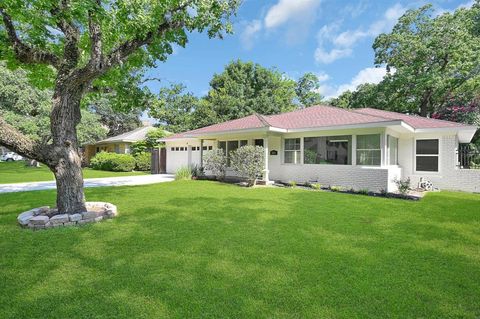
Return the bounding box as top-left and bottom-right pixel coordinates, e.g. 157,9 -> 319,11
0,64 -> 107,145
190,165 -> 204,178
90,152 -> 135,172
394,177 -> 411,195
372,4 -> 480,116
130,128 -> 167,155
134,152 -> 151,171
229,146 -> 265,186
149,84 -> 200,133
295,72 -> 323,107
330,83 -> 389,110
87,96 -> 143,137
287,181 -> 297,188
206,60 -> 298,121
431,98 -> 480,126
175,166 -> 193,181
358,189 -> 370,195
310,183 -> 322,190
203,149 -> 227,180
330,186 -> 344,192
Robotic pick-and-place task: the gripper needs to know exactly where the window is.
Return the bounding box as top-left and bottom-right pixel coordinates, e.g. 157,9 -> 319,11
357,134 -> 381,166
114,144 -> 120,154
240,140 -> 248,147
218,141 -> 227,155
304,135 -> 351,165
416,139 -> 439,172
254,139 -> 264,147
284,138 -> 301,164
208,146 -> 213,150
171,147 -> 175,151
175,147 -> 179,151
388,135 -> 398,165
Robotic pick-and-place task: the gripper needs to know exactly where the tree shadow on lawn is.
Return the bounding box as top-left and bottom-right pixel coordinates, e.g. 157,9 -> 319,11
1,183 -> 480,318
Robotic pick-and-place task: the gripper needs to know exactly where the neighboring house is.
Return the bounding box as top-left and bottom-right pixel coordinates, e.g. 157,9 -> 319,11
160,105 -> 480,193
84,125 -> 155,164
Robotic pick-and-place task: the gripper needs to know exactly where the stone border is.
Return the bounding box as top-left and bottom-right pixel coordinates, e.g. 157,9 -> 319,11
17,202 -> 118,230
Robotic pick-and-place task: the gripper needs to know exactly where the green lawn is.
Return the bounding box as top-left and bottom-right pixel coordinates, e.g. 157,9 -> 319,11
0,181 -> 479,318
0,161 -> 148,184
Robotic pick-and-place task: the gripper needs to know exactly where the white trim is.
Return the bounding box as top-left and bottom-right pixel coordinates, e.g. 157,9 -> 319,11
284,120 -> 404,133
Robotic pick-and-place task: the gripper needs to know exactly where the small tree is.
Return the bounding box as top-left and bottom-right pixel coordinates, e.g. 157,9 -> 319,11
203,149 -> 227,180
230,145 -> 265,186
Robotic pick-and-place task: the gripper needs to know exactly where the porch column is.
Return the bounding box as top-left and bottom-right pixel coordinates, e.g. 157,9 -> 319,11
200,139 -> 204,167
263,136 -> 270,182
352,135 -> 357,165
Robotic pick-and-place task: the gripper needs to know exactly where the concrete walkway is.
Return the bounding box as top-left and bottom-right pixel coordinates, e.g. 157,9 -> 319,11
0,174 -> 175,194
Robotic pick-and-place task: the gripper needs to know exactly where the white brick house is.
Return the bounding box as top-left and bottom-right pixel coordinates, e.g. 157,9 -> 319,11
160,106 -> 479,193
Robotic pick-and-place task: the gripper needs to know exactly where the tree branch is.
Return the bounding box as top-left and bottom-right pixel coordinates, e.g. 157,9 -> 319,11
0,117 -> 52,164
50,0 -> 80,69
88,0 -> 102,67
0,8 -> 60,67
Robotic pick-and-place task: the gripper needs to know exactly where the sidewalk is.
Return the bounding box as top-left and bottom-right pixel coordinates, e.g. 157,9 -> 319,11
0,174 -> 175,193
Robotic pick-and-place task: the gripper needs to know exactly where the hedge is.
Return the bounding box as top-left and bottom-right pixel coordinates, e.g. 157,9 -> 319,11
134,152 -> 151,171
90,152 -> 136,172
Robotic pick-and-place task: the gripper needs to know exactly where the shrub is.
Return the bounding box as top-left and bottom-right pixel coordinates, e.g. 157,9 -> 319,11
287,181 -> 297,188
134,152 -> 151,171
330,186 -> 343,192
310,183 -> 322,190
175,166 -> 192,180
203,149 -> 227,180
229,145 -> 265,186
394,177 -> 411,196
190,165 -> 204,178
358,188 -> 370,195
90,152 -> 135,172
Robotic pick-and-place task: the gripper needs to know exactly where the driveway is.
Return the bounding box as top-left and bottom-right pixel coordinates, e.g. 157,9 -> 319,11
0,174 -> 175,193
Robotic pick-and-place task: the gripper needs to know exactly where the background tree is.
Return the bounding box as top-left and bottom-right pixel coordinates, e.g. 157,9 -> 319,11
373,4 -> 480,116
87,96 -> 143,137
148,83 -> 199,133
330,83 -> 389,110
0,0 -> 239,214
295,72 -> 323,107
206,60 -> 297,121
0,63 -> 107,146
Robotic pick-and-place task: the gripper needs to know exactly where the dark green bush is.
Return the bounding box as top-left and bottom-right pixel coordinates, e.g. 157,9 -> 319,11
134,152 -> 151,171
90,152 -> 135,172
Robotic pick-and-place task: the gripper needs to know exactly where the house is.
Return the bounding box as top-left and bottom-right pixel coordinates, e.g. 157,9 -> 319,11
159,106 -> 479,193
84,125 -> 155,164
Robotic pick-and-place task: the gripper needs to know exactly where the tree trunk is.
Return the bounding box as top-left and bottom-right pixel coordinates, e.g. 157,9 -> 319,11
49,81 -> 87,214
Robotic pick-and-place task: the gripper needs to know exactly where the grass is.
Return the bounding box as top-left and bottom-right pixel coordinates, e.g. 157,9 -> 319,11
0,181 -> 479,318
0,161 -> 148,184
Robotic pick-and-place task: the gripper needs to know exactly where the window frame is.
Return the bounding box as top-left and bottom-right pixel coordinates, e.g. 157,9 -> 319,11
283,138 -> 301,165
218,139 -> 250,167
356,134 -> 382,166
303,135 -> 352,165
415,138 -> 440,173
387,135 -> 399,166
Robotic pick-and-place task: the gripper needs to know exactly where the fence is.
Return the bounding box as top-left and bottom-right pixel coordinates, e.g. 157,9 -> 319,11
457,144 -> 480,169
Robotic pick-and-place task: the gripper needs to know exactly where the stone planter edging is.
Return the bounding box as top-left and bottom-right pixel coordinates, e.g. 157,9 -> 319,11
18,202 -> 117,230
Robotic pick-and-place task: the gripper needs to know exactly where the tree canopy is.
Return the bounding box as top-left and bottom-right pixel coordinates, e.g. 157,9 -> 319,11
372,4 -> 480,116
295,72 -> 323,107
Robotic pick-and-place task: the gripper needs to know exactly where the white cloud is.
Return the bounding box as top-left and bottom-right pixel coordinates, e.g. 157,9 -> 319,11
314,47 -> 352,64
240,20 -> 262,50
314,3 -> 407,64
264,0 -> 322,29
316,71 -> 330,82
318,67 -> 391,99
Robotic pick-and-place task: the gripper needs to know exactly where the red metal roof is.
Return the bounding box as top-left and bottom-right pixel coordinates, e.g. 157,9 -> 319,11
352,108 -> 469,129
163,105 -> 469,140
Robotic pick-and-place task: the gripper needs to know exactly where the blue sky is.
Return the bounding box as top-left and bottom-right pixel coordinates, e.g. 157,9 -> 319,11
143,0 -> 474,101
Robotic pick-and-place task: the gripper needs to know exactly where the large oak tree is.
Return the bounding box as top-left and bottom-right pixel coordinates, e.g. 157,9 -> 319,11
0,0 -> 239,214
